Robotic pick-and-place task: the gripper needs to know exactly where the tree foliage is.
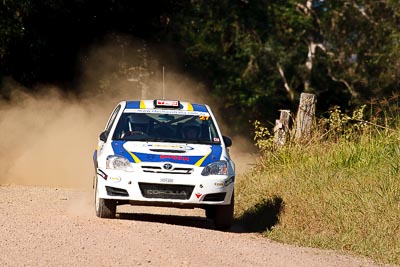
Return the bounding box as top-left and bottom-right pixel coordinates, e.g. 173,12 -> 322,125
171,0 -> 400,127
0,0 -> 31,58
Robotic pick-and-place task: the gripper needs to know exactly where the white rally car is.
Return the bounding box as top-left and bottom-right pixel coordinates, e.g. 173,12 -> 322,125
93,99 -> 235,229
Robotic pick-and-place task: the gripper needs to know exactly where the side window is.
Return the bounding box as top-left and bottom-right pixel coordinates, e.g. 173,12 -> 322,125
209,121 -> 220,143
105,105 -> 121,132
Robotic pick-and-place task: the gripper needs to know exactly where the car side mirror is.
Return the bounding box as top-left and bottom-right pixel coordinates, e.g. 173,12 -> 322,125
99,131 -> 109,142
223,136 -> 232,147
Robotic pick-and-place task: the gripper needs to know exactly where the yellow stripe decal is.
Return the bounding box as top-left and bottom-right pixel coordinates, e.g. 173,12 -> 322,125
187,103 -> 194,111
126,150 -> 141,163
195,151 -> 211,167
140,100 -> 146,109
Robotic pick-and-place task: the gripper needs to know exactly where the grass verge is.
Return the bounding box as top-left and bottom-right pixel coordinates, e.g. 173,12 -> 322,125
235,108 -> 400,265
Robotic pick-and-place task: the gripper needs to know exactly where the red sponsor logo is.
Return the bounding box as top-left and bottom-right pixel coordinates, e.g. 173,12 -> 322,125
195,193 -> 202,199
160,155 -> 190,161
156,100 -> 179,107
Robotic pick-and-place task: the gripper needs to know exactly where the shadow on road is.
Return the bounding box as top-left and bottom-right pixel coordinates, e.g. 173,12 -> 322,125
118,212 -> 217,230
118,212 -> 250,233
115,196 -> 283,234
235,196 -> 284,233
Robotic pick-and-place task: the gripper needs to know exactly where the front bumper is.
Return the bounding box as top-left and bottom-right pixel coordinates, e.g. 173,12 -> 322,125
96,167 -> 234,207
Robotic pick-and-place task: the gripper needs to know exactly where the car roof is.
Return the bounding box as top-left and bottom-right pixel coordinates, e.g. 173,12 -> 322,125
124,100 -> 208,112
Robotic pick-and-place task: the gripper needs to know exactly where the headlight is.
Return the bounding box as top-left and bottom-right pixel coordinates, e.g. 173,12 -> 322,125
201,161 -> 228,176
106,155 -> 134,172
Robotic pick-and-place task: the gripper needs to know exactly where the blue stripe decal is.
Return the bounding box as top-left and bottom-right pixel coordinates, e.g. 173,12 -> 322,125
111,141 -> 135,162
191,104 -> 207,112
111,141 -> 222,166
125,101 -> 140,109
200,145 -> 222,166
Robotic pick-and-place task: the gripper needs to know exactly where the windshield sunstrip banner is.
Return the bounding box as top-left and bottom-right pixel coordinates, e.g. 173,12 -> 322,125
124,108 -> 210,116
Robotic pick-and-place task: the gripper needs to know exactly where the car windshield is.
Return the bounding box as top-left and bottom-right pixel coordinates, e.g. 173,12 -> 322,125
112,111 -> 221,144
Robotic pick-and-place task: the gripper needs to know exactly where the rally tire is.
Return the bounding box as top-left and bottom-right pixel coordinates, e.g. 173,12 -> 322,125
95,178 -> 116,218
96,198 -> 116,218
214,193 -> 234,230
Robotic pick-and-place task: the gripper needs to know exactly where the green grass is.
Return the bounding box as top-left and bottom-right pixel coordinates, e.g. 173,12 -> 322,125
235,125 -> 400,265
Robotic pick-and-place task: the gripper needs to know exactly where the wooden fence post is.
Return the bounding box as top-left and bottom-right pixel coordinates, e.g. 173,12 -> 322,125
274,110 -> 291,146
295,93 -> 317,142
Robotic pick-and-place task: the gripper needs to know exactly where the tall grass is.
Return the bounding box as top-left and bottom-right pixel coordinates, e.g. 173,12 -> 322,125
236,97 -> 400,265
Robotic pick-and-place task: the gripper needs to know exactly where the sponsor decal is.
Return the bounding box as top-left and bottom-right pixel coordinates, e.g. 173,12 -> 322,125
109,177 -> 121,183
214,181 -> 224,187
195,193 -> 202,199
199,115 -> 210,121
144,143 -> 194,151
160,155 -> 189,162
147,190 -> 187,197
213,137 -> 220,142
155,99 -> 179,107
160,178 -> 174,183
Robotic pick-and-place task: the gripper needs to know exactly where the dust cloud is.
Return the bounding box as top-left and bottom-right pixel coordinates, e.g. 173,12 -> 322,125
0,85 -> 105,188
0,35 -> 256,189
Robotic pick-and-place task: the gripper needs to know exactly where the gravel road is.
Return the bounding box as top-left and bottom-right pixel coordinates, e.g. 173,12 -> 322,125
0,185 -> 386,267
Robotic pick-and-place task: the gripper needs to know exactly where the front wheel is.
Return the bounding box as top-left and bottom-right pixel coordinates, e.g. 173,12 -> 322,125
214,193 -> 234,230
95,178 -> 116,218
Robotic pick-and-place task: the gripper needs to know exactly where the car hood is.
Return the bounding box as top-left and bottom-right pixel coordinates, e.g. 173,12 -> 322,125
111,141 -> 223,167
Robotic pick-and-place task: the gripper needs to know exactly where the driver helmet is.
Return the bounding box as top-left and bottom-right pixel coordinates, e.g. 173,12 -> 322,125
128,114 -> 149,133
182,120 -> 201,140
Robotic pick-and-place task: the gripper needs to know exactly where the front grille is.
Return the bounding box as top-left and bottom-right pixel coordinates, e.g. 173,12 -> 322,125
203,192 -> 226,202
139,183 -> 194,200
141,165 -> 193,175
105,186 -> 129,197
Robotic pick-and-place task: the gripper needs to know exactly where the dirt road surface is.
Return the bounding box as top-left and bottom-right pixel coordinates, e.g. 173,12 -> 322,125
0,185 -> 385,267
